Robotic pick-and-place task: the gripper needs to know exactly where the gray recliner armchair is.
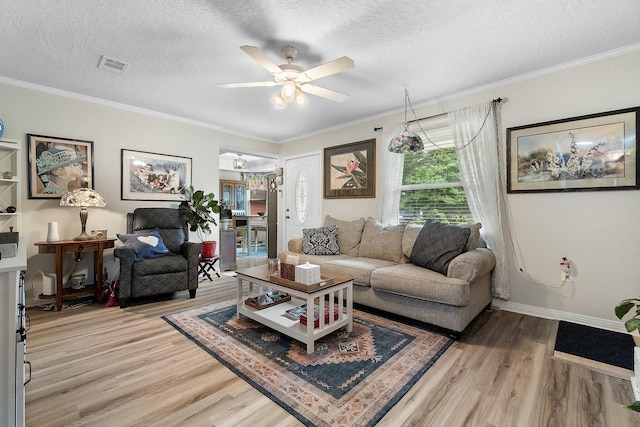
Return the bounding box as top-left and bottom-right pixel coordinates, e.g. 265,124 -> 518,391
114,208 -> 202,308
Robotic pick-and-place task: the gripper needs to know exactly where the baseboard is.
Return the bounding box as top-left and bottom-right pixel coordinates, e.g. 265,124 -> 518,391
493,299 -> 632,334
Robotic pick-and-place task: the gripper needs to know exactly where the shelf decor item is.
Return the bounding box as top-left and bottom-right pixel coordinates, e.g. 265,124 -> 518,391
60,188 -> 106,240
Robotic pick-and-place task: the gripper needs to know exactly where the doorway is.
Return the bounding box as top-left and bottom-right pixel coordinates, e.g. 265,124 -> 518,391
284,152 -> 322,245
219,150 -> 277,261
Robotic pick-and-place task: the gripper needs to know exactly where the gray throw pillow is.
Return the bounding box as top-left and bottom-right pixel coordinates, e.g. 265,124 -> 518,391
409,221 -> 471,275
302,225 -> 340,255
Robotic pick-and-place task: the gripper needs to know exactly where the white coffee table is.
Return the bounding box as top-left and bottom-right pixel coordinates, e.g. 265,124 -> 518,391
236,265 -> 353,354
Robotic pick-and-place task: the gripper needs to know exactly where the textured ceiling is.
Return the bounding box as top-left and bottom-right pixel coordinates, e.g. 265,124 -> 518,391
2,1 -> 640,142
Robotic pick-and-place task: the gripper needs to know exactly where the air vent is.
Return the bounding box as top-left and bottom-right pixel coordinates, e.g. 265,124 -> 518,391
98,55 -> 129,73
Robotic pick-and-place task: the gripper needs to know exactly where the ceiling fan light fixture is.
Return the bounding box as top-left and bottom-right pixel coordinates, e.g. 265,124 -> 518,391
233,154 -> 248,170
281,81 -> 296,101
271,92 -> 286,108
218,45 -> 354,108
388,89 -> 424,154
294,89 -> 308,108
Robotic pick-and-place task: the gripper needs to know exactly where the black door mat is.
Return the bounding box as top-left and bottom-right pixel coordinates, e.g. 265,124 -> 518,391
554,320 -> 635,371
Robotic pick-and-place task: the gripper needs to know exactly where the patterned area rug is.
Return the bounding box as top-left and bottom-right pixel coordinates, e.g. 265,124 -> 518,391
163,300 -> 453,427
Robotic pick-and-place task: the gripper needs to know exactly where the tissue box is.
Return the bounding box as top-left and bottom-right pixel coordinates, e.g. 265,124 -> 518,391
295,262 -> 321,285
0,232 -> 18,258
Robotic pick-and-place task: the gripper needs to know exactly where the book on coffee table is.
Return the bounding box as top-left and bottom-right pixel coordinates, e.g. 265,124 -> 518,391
284,304 -> 307,320
300,305 -> 340,328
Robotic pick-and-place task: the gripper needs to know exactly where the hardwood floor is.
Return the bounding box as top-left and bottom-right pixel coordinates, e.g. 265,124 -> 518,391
25,272 -> 640,426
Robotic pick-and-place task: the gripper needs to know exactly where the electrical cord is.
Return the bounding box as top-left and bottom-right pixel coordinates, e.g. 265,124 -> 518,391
504,194 -> 571,289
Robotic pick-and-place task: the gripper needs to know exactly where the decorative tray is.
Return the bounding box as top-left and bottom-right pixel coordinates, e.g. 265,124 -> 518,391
269,275 -> 336,292
244,293 -> 291,310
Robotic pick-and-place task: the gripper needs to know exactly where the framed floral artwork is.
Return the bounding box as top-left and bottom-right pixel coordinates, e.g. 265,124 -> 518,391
324,139 -> 376,198
507,107 -> 639,193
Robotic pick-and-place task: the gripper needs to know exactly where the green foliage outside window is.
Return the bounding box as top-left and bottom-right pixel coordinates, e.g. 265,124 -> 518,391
399,147 -> 471,224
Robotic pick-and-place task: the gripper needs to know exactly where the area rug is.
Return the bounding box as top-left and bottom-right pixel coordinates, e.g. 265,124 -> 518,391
163,300 -> 453,427
553,320 -> 635,376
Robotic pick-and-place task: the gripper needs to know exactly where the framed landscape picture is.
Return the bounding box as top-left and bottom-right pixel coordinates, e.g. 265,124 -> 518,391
324,139 -> 376,198
507,107 -> 639,193
121,149 -> 192,201
27,134 -> 94,199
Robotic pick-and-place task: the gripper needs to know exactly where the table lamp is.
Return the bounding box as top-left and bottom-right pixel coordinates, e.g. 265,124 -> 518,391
60,188 -> 106,240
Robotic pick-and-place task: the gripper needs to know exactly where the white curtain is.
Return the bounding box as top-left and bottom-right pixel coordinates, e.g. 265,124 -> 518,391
377,123 -> 404,224
450,101 -> 510,299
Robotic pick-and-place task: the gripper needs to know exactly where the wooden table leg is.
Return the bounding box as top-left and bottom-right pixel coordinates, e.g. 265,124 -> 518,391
55,246 -> 63,311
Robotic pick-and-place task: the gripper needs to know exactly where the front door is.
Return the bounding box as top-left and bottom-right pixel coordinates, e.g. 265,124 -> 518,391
284,152 -> 322,246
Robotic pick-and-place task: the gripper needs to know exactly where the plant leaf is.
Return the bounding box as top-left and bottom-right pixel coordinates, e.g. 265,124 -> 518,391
626,401 -> 640,412
615,300 -> 639,319
625,318 -> 640,333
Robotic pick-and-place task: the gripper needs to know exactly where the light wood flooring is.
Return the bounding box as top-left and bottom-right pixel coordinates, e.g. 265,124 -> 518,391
25,265 -> 640,426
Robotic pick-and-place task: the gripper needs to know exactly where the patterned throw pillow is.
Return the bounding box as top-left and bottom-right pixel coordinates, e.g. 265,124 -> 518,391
117,229 -> 171,261
302,225 -> 340,255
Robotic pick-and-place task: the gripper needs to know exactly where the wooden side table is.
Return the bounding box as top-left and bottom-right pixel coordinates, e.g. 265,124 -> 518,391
34,238 -> 116,311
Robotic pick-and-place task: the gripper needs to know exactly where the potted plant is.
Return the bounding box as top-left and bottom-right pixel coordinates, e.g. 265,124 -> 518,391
219,202 -> 232,230
615,297 -> 640,412
179,185 -> 221,258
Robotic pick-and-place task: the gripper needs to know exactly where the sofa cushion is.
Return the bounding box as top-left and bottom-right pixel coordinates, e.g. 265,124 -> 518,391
358,217 -> 406,263
323,257 -> 397,286
460,222 -> 482,252
117,229 -> 171,261
324,215 -> 366,256
131,253 -> 187,276
371,263 -> 470,306
403,222 -> 482,260
410,221 -> 470,275
278,251 -> 351,267
301,225 -> 340,255
402,223 -> 423,259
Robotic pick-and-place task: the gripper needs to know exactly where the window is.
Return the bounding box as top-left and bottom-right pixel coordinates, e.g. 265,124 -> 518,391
398,118 -> 472,224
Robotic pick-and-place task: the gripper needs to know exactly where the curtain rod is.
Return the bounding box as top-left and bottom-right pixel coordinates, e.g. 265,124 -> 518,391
374,97 -> 502,132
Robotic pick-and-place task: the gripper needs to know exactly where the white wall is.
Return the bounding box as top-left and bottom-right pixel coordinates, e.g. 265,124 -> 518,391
278,47 -> 640,331
0,81 -> 277,304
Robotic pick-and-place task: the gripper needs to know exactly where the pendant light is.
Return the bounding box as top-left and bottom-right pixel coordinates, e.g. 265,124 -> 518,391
388,89 -> 424,154
233,154 -> 248,170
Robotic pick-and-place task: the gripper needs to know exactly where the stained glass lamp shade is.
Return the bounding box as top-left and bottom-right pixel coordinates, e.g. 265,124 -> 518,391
60,188 -> 106,240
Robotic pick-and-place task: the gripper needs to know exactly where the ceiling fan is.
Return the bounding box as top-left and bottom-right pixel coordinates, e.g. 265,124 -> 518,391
217,45 -> 355,108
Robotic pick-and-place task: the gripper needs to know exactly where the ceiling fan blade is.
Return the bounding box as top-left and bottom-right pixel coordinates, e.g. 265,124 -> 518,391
300,84 -> 349,102
299,56 -> 354,82
217,81 -> 279,88
240,45 -> 283,75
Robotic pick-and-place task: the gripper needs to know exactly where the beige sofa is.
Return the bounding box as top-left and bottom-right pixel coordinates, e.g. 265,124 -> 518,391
278,216 -> 496,337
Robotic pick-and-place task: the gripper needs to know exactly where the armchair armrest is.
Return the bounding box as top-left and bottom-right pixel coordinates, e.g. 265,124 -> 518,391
182,241 -> 203,261
113,246 -> 136,300
447,248 -> 496,282
182,241 -> 203,291
288,237 -> 303,253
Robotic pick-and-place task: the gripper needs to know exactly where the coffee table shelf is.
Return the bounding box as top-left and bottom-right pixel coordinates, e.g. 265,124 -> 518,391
236,266 -> 353,354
